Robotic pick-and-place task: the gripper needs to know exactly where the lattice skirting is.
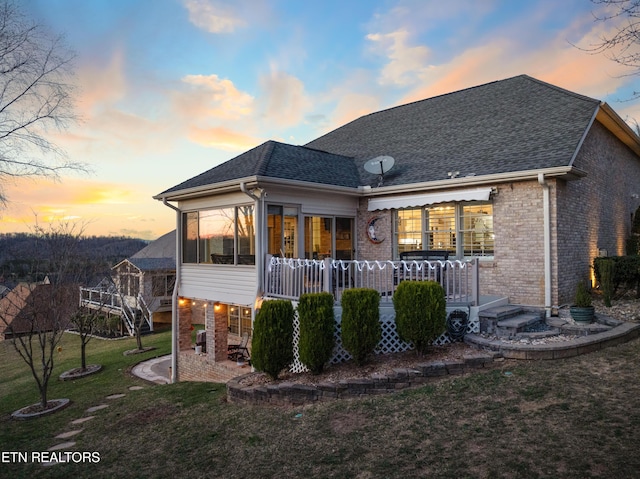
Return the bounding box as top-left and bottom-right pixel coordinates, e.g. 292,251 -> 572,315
289,304 -> 479,374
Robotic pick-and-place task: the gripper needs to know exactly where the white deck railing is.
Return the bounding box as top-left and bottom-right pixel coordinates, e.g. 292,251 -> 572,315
79,287 -> 154,335
264,255 -> 479,305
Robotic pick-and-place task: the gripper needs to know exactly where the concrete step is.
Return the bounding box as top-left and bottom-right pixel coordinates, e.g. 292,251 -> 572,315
496,313 -> 544,338
479,305 -> 524,321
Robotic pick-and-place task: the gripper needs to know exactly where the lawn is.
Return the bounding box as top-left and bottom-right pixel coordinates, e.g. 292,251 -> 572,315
1,328 -> 640,478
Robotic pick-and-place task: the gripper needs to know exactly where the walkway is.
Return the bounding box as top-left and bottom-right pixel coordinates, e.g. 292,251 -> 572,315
131,355 -> 171,384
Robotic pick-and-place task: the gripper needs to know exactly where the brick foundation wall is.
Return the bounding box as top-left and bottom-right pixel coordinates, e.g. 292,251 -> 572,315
178,351 -> 246,383
177,299 -> 192,351
212,303 -> 228,362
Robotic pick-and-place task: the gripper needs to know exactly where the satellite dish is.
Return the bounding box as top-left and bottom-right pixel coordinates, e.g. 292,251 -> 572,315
364,155 -> 395,175
364,156 -> 395,187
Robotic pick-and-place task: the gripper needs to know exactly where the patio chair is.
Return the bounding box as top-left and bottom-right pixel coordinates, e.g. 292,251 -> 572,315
227,332 -> 250,362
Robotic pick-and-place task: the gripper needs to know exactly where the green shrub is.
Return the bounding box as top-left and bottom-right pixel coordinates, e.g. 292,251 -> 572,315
594,256 -> 640,298
251,300 -> 294,380
574,281 -> 592,308
393,280 -> 447,354
599,259 -> 615,307
340,288 -> 381,365
298,292 -> 335,374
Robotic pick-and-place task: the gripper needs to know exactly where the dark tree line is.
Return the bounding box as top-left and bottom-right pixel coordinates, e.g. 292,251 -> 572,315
0,233 -> 148,286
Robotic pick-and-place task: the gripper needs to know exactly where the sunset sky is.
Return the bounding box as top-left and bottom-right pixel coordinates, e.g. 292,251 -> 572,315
1,0 -> 638,240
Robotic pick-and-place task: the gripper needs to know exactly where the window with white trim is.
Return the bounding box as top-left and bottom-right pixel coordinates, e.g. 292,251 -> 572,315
228,304 -> 252,337
182,205 -> 255,264
394,202 -> 493,259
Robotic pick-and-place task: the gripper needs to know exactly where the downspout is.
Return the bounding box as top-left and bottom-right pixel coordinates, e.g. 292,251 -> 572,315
162,198 -> 181,383
537,174 -> 552,318
240,182 -> 263,299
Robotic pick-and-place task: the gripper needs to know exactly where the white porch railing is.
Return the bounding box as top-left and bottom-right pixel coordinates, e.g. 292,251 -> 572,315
79,287 -> 154,336
264,255 -> 479,305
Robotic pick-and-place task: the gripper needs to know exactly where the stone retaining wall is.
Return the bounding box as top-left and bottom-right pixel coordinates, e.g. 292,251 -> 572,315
227,353 -> 499,406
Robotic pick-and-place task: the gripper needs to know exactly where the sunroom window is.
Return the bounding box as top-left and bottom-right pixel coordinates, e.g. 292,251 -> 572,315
181,205 -> 255,264
394,202 -> 493,259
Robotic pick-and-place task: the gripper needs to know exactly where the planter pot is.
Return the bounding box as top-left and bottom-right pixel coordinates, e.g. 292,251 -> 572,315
570,306 -> 595,324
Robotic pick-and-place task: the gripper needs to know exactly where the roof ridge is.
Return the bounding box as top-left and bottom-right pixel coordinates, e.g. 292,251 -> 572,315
519,74 -> 600,105
254,140 -> 279,176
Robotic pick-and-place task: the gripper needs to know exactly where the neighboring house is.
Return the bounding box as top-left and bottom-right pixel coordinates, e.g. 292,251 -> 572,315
80,231 -> 176,335
0,279 -> 75,340
154,75 -> 640,381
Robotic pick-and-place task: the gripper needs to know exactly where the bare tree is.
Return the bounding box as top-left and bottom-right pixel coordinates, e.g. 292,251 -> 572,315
69,306 -> 104,371
0,221 -> 85,411
0,0 -> 85,205
588,0 -> 640,96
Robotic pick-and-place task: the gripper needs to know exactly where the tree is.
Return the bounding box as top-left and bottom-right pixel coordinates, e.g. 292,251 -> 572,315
0,222 -> 86,411
0,0 -> 85,205
69,306 -> 105,371
588,0 -> 640,96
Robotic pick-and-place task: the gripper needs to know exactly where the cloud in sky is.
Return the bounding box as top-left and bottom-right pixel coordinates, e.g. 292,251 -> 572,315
0,177 -> 169,240
188,126 -> 262,151
258,67 -> 312,128
179,74 -> 254,120
182,0 -> 246,34
367,29 -> 433,86
7,0 -> 640,240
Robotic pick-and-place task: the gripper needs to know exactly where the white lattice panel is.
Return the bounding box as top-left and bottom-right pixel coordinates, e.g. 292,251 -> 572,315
287,303 -> 479,372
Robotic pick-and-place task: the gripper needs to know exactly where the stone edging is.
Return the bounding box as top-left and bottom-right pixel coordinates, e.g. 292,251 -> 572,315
464,321 -> 640,360
227,353 -> 500,406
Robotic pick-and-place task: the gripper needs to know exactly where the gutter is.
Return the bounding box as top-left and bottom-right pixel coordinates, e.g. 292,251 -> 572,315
537,174 -> 552,318
162,198 -> 181,384
362,166 -> 586,197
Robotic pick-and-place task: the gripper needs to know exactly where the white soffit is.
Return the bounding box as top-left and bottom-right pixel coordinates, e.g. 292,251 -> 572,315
367,187 -> 492,211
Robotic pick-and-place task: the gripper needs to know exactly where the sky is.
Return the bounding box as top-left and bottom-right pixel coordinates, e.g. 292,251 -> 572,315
1,0 -> 639,240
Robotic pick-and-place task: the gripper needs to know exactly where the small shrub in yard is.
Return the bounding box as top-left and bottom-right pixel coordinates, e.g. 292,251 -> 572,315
393,280 -> 446,354
298,292 -> 335,374
599,259 -> 615,307
594,256 -> 640,298
251,300 -> 294,380
341,288 -> 381,365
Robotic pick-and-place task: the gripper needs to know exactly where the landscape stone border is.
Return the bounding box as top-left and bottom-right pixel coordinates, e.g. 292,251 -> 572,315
227,353 -> 499,406
59,364 -> 102,381
11,398 -> 71,420
465,321 -> 640,360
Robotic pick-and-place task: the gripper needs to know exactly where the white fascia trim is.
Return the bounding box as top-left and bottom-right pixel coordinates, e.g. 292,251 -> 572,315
153,177 -> 260,202
362,166 -> 586,197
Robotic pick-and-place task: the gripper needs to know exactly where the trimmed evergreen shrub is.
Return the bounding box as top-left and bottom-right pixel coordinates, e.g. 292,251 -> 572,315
251,300 -> 294,380
340,288 -> 381,365
599,259 -> 615,307
594,256 -> 640,298
298,292 -> 335,374
393,280 -> 446,354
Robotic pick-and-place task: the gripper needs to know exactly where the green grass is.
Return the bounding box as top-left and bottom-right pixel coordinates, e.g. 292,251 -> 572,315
1,330 -> 640,478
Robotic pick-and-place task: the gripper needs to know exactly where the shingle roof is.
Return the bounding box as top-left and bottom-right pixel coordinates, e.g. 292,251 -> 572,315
305,75 -> 601,187
158,141 -> 360,196
159,75 -> 601,195
131,230 -> 175,261
113,230 -> 176,272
